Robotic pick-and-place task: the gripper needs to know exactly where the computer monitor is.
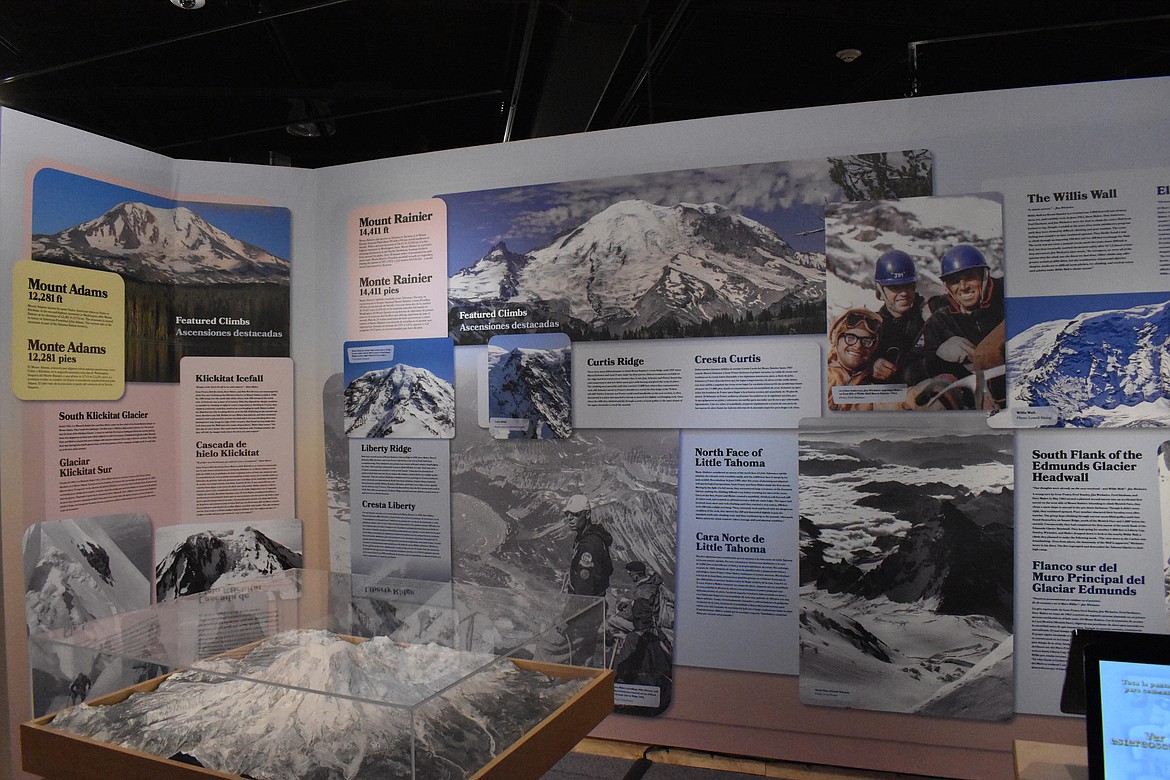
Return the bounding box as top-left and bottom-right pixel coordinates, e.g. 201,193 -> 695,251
1083,632 -> 1170,780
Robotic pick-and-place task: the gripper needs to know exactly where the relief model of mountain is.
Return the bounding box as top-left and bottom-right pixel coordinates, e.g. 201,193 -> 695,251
31,201 -> 289,284
24,518 -> 151,634
488,344 -> 571,438
49,629 -> 589,780
344,363 -> 455,438
155,528 -> 303,602
449,199 -> 824,336
1008,299 -> 1170,426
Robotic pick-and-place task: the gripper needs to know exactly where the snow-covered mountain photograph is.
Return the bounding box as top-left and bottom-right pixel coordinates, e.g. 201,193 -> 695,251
1007,291 -> 1170,427
443,153 -> 932,344
31,167 -> 291,382
154,520 -> 303,602
23,514 -> 153,715
343,337 -> 455,438
487,333 -> 571,439
798,427 -> 1014,720
824,194 -> 1003,322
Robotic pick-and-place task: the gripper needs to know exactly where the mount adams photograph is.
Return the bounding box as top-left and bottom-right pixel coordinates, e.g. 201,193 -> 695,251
31,168 -> 291,382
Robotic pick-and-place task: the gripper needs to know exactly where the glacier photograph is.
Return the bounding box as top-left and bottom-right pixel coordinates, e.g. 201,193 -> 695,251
1007,291 -> 1170,427
443,153 -> 931,344
30,167 -> 291,382
487,333 -> 572,439
23,514 -> 153,715
797,427 -> 1015,720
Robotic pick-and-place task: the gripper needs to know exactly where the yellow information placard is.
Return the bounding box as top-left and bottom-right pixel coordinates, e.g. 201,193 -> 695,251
12,259 -> 125,400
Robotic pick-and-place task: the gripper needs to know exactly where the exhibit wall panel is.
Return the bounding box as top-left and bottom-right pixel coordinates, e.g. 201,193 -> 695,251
310,77 -> 1170,779
0,109 -> 317,778
3,74 -> 1170,780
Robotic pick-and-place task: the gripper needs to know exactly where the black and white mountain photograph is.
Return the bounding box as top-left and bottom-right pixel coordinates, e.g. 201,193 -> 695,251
487,333 -> 572,439
22,514 -> 153,715
31,168 -> 291,382
443,153 -> 932,344
154,520 -> 303,602
798,427 -> 1015,720
1007,292 -> 1170,427
343,337 -> 455,438
452,345 -> 677,713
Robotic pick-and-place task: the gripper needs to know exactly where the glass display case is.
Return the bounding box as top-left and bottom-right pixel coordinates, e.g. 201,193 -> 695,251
22,569 -> 613,780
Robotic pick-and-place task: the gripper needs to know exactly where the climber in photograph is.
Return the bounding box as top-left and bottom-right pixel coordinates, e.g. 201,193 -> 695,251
558,494 -> 613,666
826,307 -> 883,410
912,244 -> 1006,409
562,494 -> 613,598
870,249 -> 927,385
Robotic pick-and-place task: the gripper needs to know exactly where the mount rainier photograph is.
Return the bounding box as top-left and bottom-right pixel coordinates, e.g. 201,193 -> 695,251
798,426 -> 1014,720
31,168 -> 291,382
343,337 -> 455,438
443,153 -> 931,344
487,333 -> 572,439
1007,291 -> 1170,427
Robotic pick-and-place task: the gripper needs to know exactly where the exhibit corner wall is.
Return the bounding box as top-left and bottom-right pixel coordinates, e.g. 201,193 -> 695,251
0,108 -> 320,779
1,75 -> 1170,778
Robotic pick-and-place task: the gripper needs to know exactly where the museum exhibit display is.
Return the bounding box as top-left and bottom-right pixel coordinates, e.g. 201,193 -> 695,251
21,569 -> 613,780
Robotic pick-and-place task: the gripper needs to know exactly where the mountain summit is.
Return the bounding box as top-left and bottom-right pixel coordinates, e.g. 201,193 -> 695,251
449,199 -> 823,335
31,201 -> 289,284
344,363 -> 455,438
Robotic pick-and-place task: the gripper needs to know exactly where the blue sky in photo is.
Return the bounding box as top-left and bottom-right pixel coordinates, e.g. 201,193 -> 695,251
32,167 -> 292,259
437,159 -> 847,275
1006,291 -> 1170,338
343,337 -> 455,387
488,332 -> 570,353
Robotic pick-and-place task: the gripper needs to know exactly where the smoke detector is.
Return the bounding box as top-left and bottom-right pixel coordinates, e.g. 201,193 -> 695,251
836,48 -> 862,63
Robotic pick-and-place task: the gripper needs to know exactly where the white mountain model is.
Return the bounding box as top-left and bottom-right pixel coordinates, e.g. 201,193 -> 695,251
31,201 -> 289,284
50,629 -> 588,779
449,199 -> 823,334
344,363 -> 455,438
1008,299 -> 1170,426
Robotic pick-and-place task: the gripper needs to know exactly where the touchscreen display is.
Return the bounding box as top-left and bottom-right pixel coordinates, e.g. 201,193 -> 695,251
1092,658 -> 1170,778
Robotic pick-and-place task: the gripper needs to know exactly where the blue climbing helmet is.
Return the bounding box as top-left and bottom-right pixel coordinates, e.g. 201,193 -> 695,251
940,244 -> 988,279
873,249 -> 917,286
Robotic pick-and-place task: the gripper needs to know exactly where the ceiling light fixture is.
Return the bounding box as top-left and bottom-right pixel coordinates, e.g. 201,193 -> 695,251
170,0 -> 206,9
836,48 -> 862,63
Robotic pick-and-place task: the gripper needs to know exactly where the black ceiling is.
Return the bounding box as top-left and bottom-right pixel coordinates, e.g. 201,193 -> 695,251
1,0 -> 1168,169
